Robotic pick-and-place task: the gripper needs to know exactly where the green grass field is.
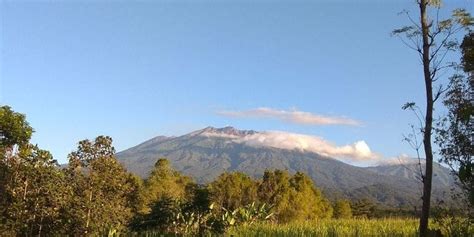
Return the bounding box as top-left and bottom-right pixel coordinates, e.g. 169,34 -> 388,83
226,218 -> 473,237
130,218 -> 473,236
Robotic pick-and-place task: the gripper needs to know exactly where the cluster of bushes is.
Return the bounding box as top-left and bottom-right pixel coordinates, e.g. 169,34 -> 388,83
0,105 -> 354,236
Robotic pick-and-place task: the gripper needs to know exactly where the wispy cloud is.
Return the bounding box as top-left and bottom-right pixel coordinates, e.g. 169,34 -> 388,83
375,154 -> 423,166
217,107 -> 361,126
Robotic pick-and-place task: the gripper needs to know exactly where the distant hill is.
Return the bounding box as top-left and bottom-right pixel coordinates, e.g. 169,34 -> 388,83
367,162 -> 455,187
116,126 -> 456,207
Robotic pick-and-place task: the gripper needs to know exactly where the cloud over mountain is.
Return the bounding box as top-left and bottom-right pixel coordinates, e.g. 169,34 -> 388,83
375,154 -> 424,166
202,129 -> 379,163
217,107 -> 361,126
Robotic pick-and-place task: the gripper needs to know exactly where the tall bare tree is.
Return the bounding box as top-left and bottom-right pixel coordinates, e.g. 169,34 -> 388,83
392,1 -> 472,236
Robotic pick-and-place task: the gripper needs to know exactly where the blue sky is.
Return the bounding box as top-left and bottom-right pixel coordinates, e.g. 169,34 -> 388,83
1,0 -> 472,164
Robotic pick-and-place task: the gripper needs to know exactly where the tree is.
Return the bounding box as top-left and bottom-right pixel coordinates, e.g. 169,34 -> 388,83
0,106 -> 33,154
207,172 -> 258,211
286,172 -> 333,221
0,106 -> 34,221
436,32 -> 474,208
461,32 -> 474,72
333,199 -> 353,219
258,170 -> 291,208
352,199 -> 376,219
392,1 -> 472,235
0,106 -> 68,235
4,146 -> 70,236
258,170 -> 332,222
66,136 -> 138,235
0,106 -> 33,234
139,158 -> 194,214
137,195 -> 182,233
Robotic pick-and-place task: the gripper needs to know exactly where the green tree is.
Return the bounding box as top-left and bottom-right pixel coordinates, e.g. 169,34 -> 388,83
258,170 -> 332,222
0,106 -> 69,235
138,195 -> 181,233
0,105 -> 33,234
140,158 -> 193,214
461,32 -> 474,72
352,199 -> 376,219
436,32 -> 474,208
333,199 -> 353,219
208,172 -> 258,211
13,146 -> 69,235
66,136 -> 138,235
286,172 -> 332,221
0,105 -> 33,154
0,105 -> 34,228
258,170 -> 291,209
1,145 -> 69,236
392,1 -> 472,235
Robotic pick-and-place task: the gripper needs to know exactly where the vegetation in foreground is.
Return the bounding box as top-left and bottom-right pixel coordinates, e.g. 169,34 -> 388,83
130,218 -> 473,237
228,218 -> 473,237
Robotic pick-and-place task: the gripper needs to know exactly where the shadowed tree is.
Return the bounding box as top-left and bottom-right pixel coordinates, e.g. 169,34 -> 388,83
352,199 -> 376,219
436,32 -> 474,210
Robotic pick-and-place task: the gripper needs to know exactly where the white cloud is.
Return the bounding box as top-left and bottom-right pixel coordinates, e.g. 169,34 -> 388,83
375,154 -> 424,166
202,129 -> 424,167
201,130 -> 379,163
201,131 -> 240,139
217,107 -> 361,126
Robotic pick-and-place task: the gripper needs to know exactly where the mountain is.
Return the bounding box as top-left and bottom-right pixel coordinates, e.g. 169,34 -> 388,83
116,126 -> 456,207
367,162 -> 455,187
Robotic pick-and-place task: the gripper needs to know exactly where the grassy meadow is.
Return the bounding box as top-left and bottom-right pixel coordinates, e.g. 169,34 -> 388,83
228,219 -> 474,237
227,219 -> 420,237
130,218 -> 473,237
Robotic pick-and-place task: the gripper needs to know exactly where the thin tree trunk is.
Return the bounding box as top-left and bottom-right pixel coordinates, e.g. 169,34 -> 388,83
33,196 -> 40,236
23,179 -> 28,200
85,189 -> 93,234
419,0 -> 434,236
38,216 -> 43,237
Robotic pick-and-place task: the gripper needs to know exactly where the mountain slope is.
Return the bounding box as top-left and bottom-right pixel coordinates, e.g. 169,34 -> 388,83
366,163 -> 455,187
116,126 -> 455,207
